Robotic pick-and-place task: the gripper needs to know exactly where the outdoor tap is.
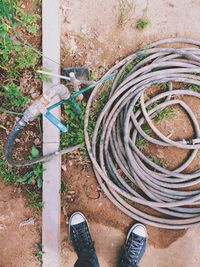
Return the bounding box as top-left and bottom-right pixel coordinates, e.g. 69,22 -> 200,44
22,84 -> 70,132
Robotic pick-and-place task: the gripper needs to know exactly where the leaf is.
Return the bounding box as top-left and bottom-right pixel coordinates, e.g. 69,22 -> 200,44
16,176 -> 28,183
37,178 -> 43,188
0,125 -> 7,130
31,146 -> 39,158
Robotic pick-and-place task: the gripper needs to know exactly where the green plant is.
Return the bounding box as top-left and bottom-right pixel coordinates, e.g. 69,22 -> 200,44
60,101 -> 85,148
35,67 -> 52,82
16,163 -> 43,187
136,18 -> 149,31
118,0 -> 133,26
1,83 -> 29,109
142,123 -> 153,136
149,155 -> 165,167
154,107 -> 176,121
27,191 -> 43,209
135,135 -> 147,150
118,55 -> 146,85
0,157 -> 20,183
146,100 -> 161,112
186,83 -> 200,91
159,83 -> 168,91
34,242 -> 45,263
60,180 -> 69,196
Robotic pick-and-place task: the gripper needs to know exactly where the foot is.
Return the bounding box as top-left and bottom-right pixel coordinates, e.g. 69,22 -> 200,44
119,223 -> 147,267
69,212 -> 95,256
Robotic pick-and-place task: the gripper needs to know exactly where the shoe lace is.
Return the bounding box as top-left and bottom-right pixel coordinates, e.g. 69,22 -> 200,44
126,237 -> 143,264
74,226 -> 93,252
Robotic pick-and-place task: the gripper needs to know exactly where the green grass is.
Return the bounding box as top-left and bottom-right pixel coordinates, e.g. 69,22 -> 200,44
135,18 -> 149,31
186,83 -> 200,91
0,82 -> 29,109
149,155 -> 165,167
60,101 -> 86,148
27,191 -> 43,209
117,0 -> 133,26
154,107 -> 176,121
118,55 -> 146,85
135,135 -> 147,150
60,86 -> 111,158
34,242 -> 45,263
0,157 -> 20,184
146,100 -> 161,112
142,123 -> 153,136
0,143 -> 42,191
159,83 -> 168,91
0,0 -> 40,106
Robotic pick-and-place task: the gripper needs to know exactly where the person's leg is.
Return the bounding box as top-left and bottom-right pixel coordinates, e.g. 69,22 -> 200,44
117,223 -> 147,267
68,212 -> 100,267
74,251 -> 99,267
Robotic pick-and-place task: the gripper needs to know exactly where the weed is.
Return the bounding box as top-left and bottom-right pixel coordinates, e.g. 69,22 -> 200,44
159,83 -> 168,91
118,0 -> 133,26
154,107 -> 176,121
135,135 -> 147,150
146,101 -> 159,112
16,163 -> 43,187
14,1 -> 40,34
35,67 -> 52,82
149,155 -> 165,167
1,82 -> 29,109
60,85 -> 111,159
0,158 -> 20,184
88,88 -> 111,137
186,83 -> 200,91
136,18 -> 149,31
60,101 -> 85,148
141,123 -> 153,136
118,55 -> 146,85
124,176 -> 137,190
34,242 -> 45,263
89,71 -> 99,81
27,191 -> 43,209
60,180 -> 69,196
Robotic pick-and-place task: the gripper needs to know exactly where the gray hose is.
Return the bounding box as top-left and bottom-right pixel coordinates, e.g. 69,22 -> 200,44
84,38 -> 200,229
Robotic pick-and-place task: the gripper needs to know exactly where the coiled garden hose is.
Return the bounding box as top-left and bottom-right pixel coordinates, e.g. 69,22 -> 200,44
84,38 -> 200,229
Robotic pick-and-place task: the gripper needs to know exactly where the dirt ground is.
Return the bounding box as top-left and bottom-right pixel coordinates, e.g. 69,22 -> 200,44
60,0 -> 200,266
2,0 -> 200,266
0,182 -> 40,267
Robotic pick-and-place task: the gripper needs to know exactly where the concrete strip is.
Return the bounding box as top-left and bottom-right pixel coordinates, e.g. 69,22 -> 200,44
42,0 -> 61,267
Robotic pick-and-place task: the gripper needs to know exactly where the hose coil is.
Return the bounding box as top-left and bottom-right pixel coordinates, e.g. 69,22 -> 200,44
84,38 -> 200,229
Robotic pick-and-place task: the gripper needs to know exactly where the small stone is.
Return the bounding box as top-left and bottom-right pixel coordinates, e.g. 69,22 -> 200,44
17,187 -> 22,194
61,165 -> 67,171
0,222 -> 6,231
34,138 -> 41,146
68,190 -> 75,195
20,217 -> 35,226
31,93 -> 39,99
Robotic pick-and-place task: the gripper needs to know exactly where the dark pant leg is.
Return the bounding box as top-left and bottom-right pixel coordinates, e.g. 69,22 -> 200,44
74,251 -> 100,267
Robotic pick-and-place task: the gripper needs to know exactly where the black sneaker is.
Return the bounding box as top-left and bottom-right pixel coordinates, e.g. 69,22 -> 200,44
119,223 -> 147,267
69,212 -> 95,256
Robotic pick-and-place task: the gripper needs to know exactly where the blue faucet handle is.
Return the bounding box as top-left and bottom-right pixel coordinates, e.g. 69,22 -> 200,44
44,111 -> 68,133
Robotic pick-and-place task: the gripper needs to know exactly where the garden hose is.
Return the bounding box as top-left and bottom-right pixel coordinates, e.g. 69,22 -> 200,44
84,37 -> 200,229
4,118 -> 82,167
